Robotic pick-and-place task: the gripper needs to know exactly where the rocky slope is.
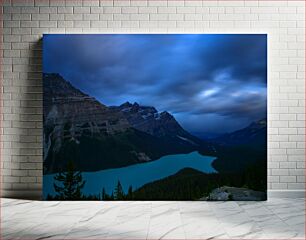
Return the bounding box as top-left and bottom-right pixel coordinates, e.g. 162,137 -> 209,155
111,102 -> 201,146
206,186 -> 266,201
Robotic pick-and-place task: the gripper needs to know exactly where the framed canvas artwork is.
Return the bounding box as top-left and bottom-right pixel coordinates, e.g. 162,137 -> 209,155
43,34 -> 267,200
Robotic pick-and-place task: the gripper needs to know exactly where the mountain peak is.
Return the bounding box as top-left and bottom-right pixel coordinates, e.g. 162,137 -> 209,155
43,72 -> 87,98
120,101 -> 133,107
160,111 -> 174,119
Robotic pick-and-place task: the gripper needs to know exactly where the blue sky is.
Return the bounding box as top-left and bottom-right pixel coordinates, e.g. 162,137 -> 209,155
43,34 -> 267,137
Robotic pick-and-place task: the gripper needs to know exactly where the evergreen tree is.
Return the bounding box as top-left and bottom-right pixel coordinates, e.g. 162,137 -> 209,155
53,160 -> 85,200
114,180 -> 124,200
102,187 -> 106,200
127,185 -> 133,200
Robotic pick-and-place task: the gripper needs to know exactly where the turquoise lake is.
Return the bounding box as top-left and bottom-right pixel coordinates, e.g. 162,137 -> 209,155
43,151 -> 217,197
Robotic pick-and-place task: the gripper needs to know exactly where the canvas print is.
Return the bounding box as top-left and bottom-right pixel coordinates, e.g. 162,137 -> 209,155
43,34 -> 267,200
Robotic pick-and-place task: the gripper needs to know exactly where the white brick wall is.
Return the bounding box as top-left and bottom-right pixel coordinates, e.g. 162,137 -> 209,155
1,0 -> 305,199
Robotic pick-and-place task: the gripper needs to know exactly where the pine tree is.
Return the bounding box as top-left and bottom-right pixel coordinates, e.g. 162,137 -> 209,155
102,187 -> 107,200
114,180 -> 124,200
53,160 -> 85,200
127,185 -> 133,200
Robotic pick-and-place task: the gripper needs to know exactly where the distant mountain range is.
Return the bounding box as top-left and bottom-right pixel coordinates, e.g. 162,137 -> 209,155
208,119 -> 267,173
43,73 -> 201,174
212,119 -> 267,147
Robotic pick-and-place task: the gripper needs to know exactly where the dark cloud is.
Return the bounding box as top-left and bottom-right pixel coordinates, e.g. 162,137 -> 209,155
43,34 -> 267,135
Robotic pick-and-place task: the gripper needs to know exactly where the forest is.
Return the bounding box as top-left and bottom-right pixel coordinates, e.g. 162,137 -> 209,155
46,155 -> 266,201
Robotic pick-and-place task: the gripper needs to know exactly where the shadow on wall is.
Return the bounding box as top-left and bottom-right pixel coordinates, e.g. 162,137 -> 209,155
3,38 -> 43,200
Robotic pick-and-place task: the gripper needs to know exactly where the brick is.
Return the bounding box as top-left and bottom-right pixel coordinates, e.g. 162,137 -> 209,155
158,7 -> 176,14
185,0 -> 202,6
130,14 -> 149,21
218,1 -> 244,6
177,7 -> 196,14
12,170 -> 28,177
158,21 -> 176,28
12,28 -> 31,35
113,14 -> 130,21
139,6 -> 157,13
49,14 -> 64,20
4,35 -> 21,43
39,21 -> 57,28
74,6 -> 90,13
90,21 -> 107,28
83,13 -> 99,20
280,162 -> 296,169
49,0 -> 65,6
34,0 -> 49,6
177,21 -> 194,28
131,0 -> 147,7
269,176 -> 279,183
251,7 -> 279,14
287,148 -> 305,155
12,0 -> 34,7
209,7 -> 224,13
150,14 -> 167,21
39,6 -> 57,14
168,14 -> 184,21
210,21 -> 234,28
289,169 -> 304,176
74,21 -> 90,28
83,0 -> 99,6
271,183 -> 288,189
121,7 -> 138,14
65,0 -> 82,6
12,14 -> 31,21
148,0 -> 167,7
185,14 -> 202,21
4,176 -> 20,183
280,176 -> 296,183
4,6 -> 21,13
65,14 -> 83,20
121,20 -> 139,28
195,7 -> 209,14
90,6 -> 104,13
21,6 -> 39,13
139,20 -> 158,28
103,6 -> 121,13
21,21 -> 39,28
99,13 -> 113,20
57,7 -> 73,14
32,14 -> 50,21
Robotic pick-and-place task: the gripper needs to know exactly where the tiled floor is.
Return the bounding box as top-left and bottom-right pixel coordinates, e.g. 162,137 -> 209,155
1,198 -> 305,239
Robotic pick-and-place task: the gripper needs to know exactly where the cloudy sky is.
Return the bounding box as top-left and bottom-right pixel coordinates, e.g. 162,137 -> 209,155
43,34 -> 267,138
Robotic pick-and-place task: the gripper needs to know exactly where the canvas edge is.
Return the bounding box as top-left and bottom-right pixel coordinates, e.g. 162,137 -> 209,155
1,189 -> 304,200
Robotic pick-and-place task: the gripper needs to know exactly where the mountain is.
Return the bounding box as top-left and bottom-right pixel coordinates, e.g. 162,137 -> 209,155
205,119 -> 267,173
43,73 -> 131,136
212,119 -> 267,146
43,73 -> 203,174
111,102 -> 201,145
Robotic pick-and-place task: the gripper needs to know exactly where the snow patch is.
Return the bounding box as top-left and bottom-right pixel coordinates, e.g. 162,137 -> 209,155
121,107 -> 132,112
177,135 -> 198,146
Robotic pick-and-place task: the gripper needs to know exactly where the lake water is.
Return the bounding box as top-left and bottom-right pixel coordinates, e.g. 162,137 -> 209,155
43,151 -> 217,198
